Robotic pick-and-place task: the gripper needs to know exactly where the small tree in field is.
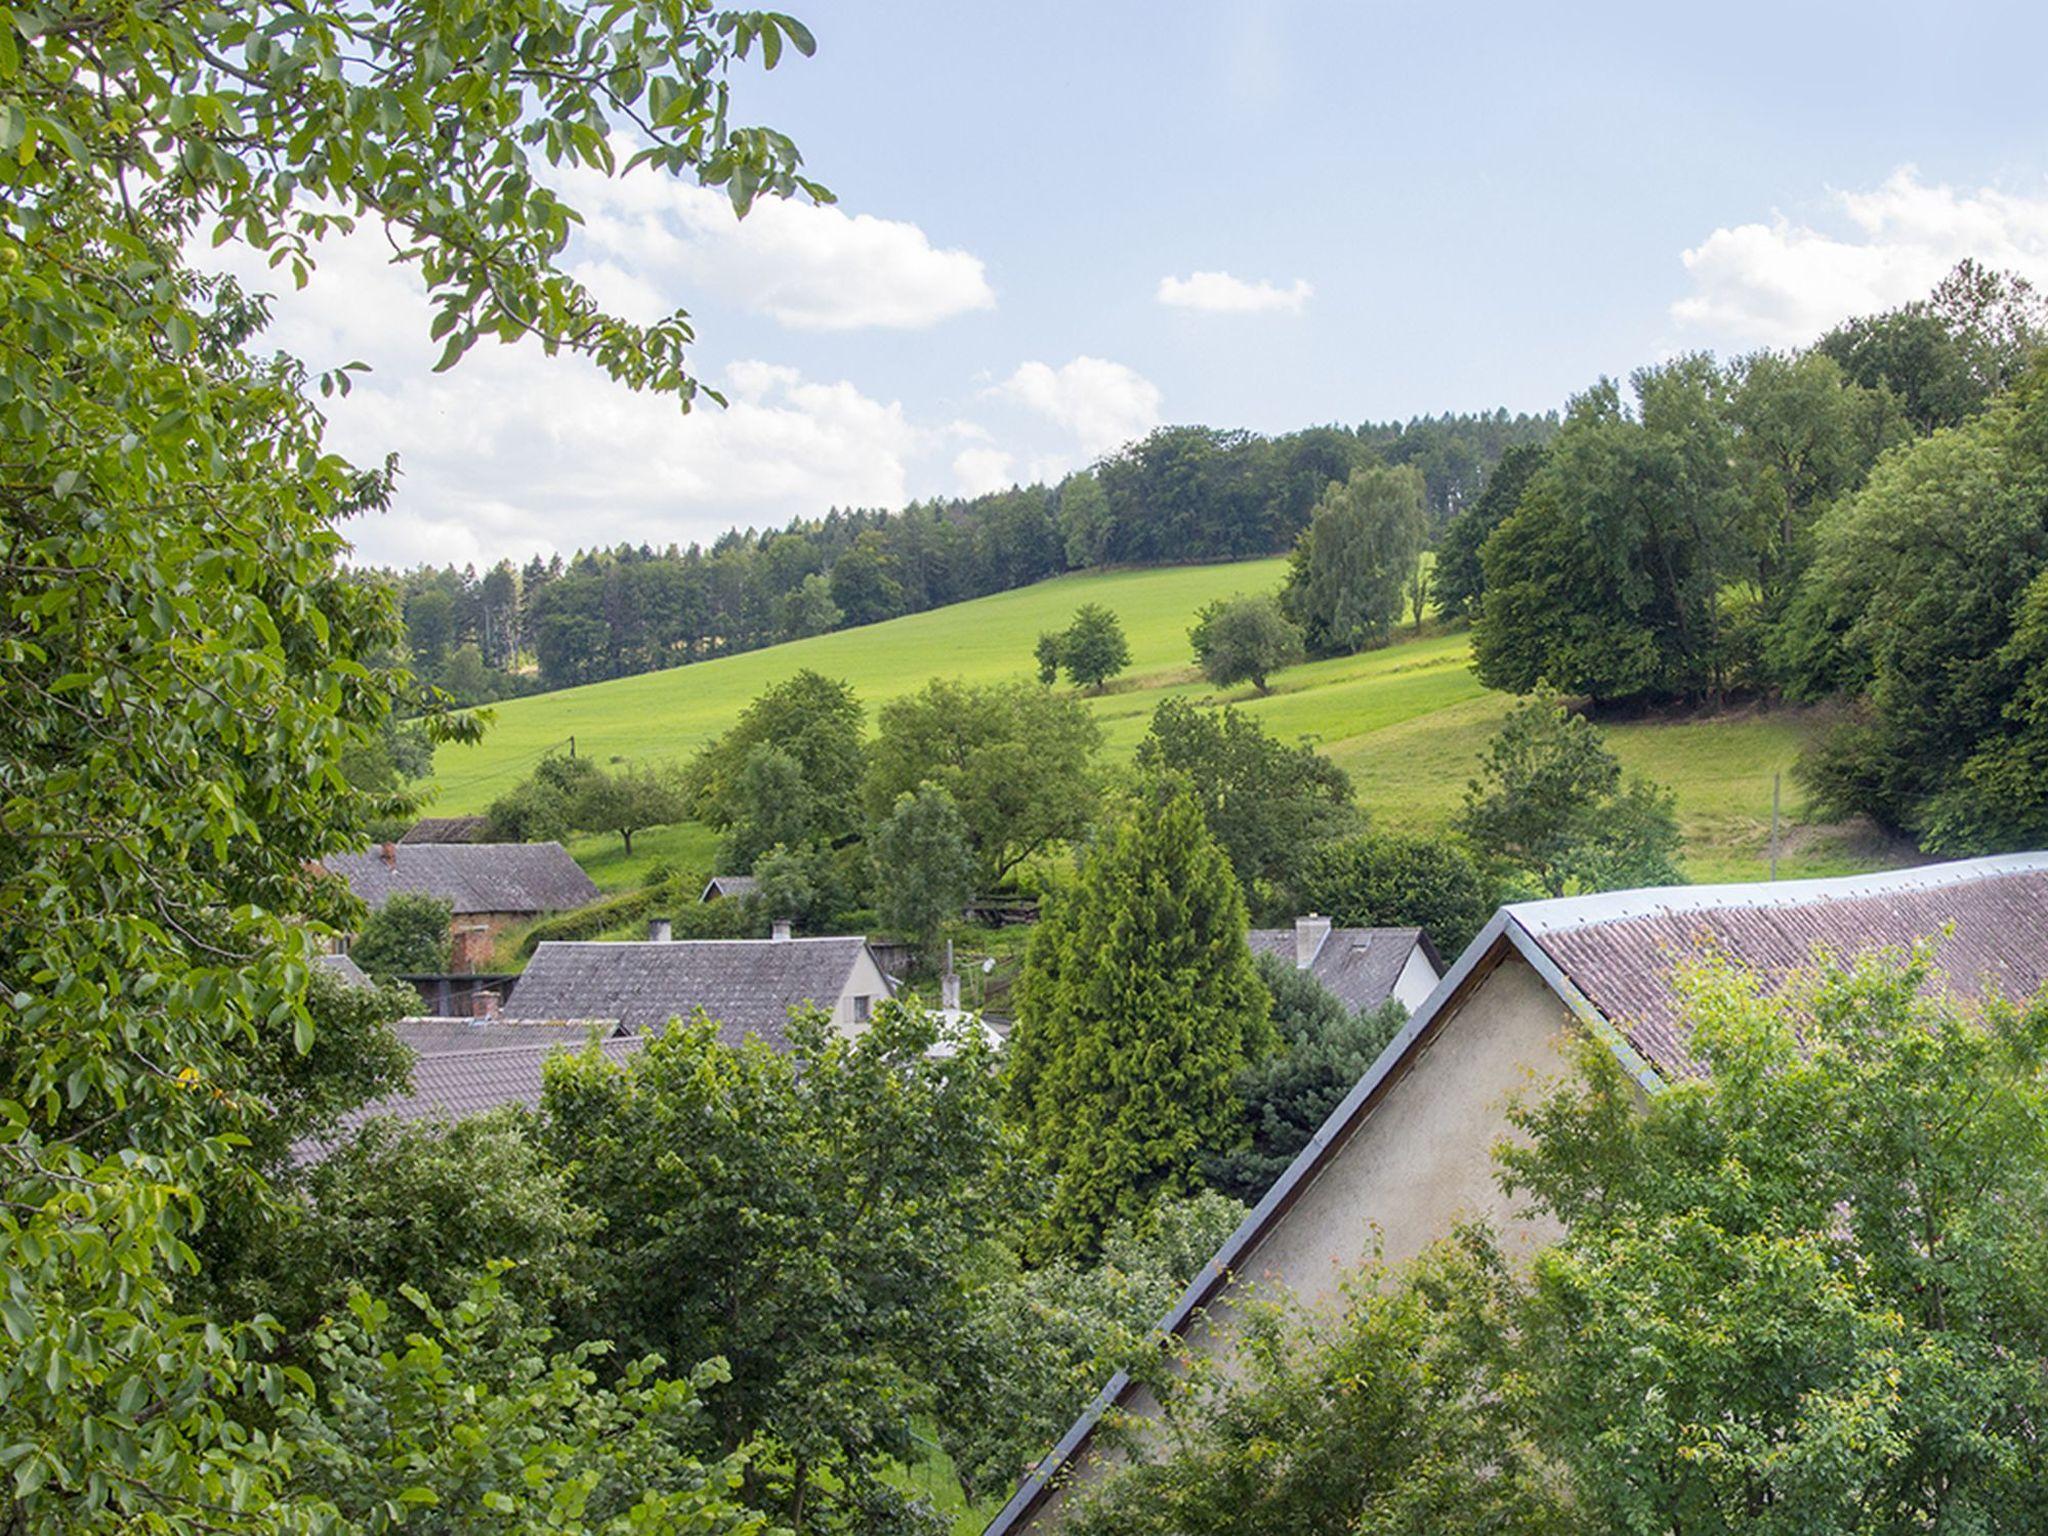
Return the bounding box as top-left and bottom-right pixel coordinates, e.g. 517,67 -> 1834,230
352,892 -> 454,976
1189,593 -> 1306,693
1056,603 -> 1131,691
573,762 -> 683,856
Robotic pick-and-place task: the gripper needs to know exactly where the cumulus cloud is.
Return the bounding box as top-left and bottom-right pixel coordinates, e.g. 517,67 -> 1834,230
991,356 -> 1164,458
562,160 -> 995,331
952,445 -> 1018,496
1673,168 -> 2048,346
1157,269 -> 1313,314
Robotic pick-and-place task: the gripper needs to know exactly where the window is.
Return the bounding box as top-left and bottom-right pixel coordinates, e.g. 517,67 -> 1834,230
852,994 -> 872,1024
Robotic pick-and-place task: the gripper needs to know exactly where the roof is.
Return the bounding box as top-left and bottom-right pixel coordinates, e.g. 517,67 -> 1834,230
391,1017 -> 624,1056
400,815 -> 490,844
1247,925 -> 1438,1013
986,853 -> 2048,1535
321,842 -> 600,917
701,874 -> 759,901
313,952 -> 375,990
294,1029 -> 640,1163
502,936 -> 885,1049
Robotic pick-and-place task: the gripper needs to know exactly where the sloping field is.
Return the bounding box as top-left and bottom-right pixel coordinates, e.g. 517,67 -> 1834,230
429,558 -> 1901,885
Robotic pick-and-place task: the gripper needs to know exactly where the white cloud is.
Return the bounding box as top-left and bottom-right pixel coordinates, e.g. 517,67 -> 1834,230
1157,269 -> 1313,314
1673,167 -> 2048,347
991,356 -> 1164,458
952,445 -> 1017,496
562,159 -> 995,331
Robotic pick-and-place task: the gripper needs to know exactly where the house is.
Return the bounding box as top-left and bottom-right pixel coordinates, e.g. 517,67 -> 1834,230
700,873 -> 759,902
1247,916 -> 1441,1014
989,853 -> 2048,1533
399,815 -> 490,844
501,924 -> 894,1049
320,841 -> 600,955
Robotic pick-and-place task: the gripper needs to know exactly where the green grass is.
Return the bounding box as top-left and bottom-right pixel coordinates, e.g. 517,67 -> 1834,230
426,559 -> 1915,886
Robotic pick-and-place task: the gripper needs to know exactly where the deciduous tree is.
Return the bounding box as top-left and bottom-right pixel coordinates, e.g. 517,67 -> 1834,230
1281,464 -> 1428,654
1187,592 -> 1305,692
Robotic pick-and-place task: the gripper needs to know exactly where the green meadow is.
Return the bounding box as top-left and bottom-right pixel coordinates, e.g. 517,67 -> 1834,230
430,558 -> 1912,889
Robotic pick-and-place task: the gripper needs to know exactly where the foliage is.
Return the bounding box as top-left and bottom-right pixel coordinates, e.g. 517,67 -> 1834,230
939,1192 -> 1247,1503
352,891 -> 456,977
282,1271 -> 770,1536
870,784 -> 978,950
1033,630 -> 1063,684
1203,954 -> 1406,1204
864,679 -> 1101,888
1296,830 -> 1496,956
518,877 -> 753,954
751,838 -> 866,933
540,1004 -> 1000,1532
1281,463 -> 1429,655
1455,687 -> 1683,898
1007,782 -> 1274,1255
1430,441 -> 1547,622
486,751 -> 602,842
1133,699 -> 1359,920
1042,603 -> 1131,691
1187,591 -> 1305,692
573,762 -> 685,857
687,670 -> 865,869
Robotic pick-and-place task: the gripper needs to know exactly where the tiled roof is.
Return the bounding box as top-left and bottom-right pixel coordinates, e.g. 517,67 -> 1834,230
295,1030 -> 640,1163
313,952 -> 375,990
400,815 -> 490,844
701,874 -> 759,901
503,937 -> 879,1049
391,1018 -> 623,1056
1511,853 -> 2048,1078
1248,926 -> 1433,1013
321,842 -> 600,916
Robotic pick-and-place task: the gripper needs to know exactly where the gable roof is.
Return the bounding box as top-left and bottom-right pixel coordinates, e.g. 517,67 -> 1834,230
986,852 -> 2048,1535
1246,925 -> 1439,1013
701,874 -> 759,901
400,815 -> 490,844
503,937 -> 885,1049
321,842 -> 600,917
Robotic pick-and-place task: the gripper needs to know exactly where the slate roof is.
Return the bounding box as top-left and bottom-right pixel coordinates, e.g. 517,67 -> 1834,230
1511,853 -> 2048,1078
701,874 -> 759,901
313,952 -> 375,990
391,1018 -> 624,1057
321,842 -> 600,916
503,937 -> 881,1049
400,815 -> 491,844
1247,926 -> 1438,1013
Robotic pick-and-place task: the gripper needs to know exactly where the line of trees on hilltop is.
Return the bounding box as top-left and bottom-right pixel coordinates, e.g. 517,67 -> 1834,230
383,411 -> 1555,699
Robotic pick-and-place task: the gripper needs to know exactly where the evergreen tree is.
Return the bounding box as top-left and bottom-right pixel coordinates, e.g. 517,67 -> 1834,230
1008,783 -> 1274,1255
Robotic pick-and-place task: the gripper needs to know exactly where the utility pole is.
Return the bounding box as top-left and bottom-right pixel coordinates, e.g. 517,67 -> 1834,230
1769,771 -> 1781,881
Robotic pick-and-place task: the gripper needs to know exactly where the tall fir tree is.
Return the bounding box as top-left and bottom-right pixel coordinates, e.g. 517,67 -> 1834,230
1008,782 -> 1274,1255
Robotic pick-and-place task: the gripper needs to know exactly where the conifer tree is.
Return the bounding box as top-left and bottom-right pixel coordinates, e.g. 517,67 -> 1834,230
1008,782 -> 1274,1255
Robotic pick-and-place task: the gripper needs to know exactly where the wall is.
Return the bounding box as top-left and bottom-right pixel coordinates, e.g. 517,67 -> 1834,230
831,946 -> 893,1035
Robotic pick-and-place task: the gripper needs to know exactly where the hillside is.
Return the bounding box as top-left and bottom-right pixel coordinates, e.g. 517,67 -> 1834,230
429,558 -> 1908,886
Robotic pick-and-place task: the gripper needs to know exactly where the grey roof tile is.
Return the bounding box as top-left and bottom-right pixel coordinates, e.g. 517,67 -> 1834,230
322,842 -> 600,916
1247,926 -> 1431,1013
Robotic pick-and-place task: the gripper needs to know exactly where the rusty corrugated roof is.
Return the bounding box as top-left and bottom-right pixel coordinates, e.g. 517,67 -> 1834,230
1511,854 -> 2048,1078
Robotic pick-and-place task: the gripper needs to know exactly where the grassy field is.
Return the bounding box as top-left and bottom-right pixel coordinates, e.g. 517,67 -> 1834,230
428,558 -> 1911,886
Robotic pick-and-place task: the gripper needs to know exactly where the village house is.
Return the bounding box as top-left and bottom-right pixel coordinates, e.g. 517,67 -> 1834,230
990,852 -> 2048,1534
1247,915 -> 1441,1013
320,840 -> 600,967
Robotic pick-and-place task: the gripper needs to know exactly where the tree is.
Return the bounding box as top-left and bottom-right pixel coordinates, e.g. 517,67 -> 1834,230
1430,441 -> 1546,622
1056,470 -> 1114,568
352,892 -> 455,976
1034,629 -> 1064,684
870,784 -> 977,951
1008,782 -> 1275,1255
1296,830 -> 1497,957
1203,954 -> 1407,1204
687,670 -> 865,866
1455,688 -> 1683,898
775,571 -> 843,641
1055,603 -> 1131,691
864,679 -> 1101,888
541,1004 -> 999,1532
1281,463 -> 1428,654
573,762 -> 683,857
1134,699 -> 1359,920
1187,592 -> 1305,692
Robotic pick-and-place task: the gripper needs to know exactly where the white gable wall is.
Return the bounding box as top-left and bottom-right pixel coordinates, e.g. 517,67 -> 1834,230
1392,943 -> 1441,1013
831,947 -> 892,1035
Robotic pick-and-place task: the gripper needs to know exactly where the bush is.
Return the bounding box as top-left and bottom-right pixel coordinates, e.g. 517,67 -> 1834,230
352,891 -> 453,975
1297,830 -> 1497,956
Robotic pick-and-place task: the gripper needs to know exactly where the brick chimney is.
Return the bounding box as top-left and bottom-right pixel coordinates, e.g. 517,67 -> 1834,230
451,924 -> 489,975
379,841 -> 398,868
771,919 -> 792,943
1295,913 -> 1332,970
470,988 -> 500,1021
647,917 -> 672,942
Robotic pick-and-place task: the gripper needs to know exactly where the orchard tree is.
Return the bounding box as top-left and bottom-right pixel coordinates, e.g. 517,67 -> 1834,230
1057,603 -> 1132,691
1281,464 -> 1428,654
1008,781 -> 1274,1255
1188,592 -> 1305,692
1455,687 -> 1683,898
574,761 -> 684,856
870,782 -> 978,951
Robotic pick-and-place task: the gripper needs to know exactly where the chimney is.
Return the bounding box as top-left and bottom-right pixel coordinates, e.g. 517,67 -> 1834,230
1295,913 -> 1332,970
647,917 -> 672,943
771,919 -> 792,942
380,841 -> 397,869
941,939 -> 961,1012
470,988 -> 500,1021
451,923 -> 490,975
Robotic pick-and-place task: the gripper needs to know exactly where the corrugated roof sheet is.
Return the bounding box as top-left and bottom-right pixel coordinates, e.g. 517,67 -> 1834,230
321,842 -> 600,916
1247,926 -> 1431,1013
502,937 -> 880,1049
1512,852 -> 2048,1078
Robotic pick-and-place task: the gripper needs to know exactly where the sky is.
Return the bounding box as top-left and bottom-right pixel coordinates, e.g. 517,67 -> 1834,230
222,0 -> 2048,569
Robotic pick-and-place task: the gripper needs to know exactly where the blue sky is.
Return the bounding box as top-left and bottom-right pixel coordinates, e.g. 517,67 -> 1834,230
249,1 -> 2048,568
